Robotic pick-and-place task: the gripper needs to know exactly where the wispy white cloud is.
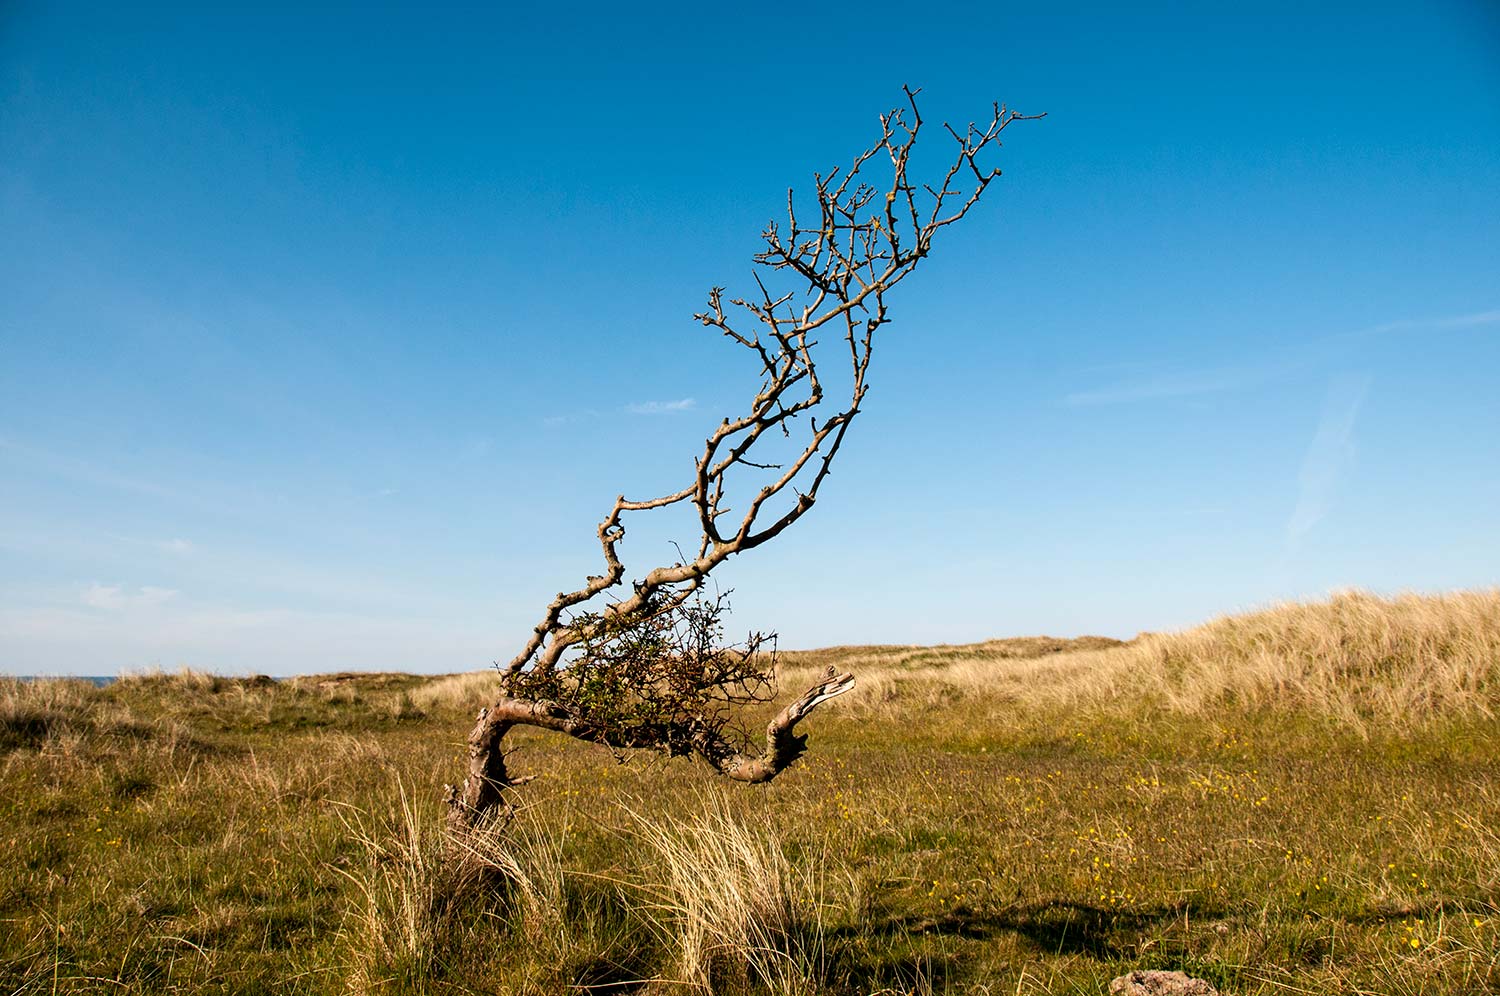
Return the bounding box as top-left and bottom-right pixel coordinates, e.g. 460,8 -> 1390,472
625,398 -> 697,415
1285,373 -> 1373,553
1351,308 -> 1500,338
1064,369 -> 1262,407
0,436 -> 182,500
542,398 -> 697,424
541,408 -> 599,427
1064,307 -> 1496,408
81,583 -> 179,610
102,535 -> 195,556
460,437 -> 491,460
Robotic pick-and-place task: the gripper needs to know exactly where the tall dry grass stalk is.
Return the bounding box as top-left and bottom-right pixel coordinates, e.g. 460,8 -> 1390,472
787,589 -> 1500,732
335,779 -> 450,991
629,795 -> 828,995
449,804 -> 572,961
334,777 -> 577,994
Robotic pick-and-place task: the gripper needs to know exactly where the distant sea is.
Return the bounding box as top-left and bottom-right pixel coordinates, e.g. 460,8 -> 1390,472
12,675 -> 290,686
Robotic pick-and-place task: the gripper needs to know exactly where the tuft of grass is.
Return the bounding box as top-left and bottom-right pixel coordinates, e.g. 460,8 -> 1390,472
335,780 -> 471,991
1,677 -> 128,752
335,778 -> 644,995
629,794 -> 830,995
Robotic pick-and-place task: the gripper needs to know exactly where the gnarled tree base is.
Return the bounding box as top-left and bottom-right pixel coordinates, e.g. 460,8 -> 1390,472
445,668 -> 854,829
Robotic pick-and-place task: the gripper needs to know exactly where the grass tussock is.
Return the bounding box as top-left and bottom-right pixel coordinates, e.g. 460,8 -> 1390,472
334,781 -> 529,991
630,796 -> 828,995
338,779 -> 647,995
1,677 -> 103,752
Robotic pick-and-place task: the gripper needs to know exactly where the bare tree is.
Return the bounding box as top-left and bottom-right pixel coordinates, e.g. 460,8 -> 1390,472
448,88 -> 1042,826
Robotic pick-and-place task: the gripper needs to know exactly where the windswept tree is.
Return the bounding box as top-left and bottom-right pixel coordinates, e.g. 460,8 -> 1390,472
449,89 -> 1042,825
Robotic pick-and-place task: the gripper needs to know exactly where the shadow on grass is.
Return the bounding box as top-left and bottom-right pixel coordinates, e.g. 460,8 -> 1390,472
825,895 -> 1469,993
831,899 -> 1230,969
567,957 -> 649,996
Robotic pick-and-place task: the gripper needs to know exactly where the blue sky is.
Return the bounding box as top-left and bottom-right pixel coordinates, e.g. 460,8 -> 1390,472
2,2 -> 1498,675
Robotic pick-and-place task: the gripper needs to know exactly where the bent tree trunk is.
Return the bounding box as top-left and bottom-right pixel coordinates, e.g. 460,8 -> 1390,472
447,668 -> 855,826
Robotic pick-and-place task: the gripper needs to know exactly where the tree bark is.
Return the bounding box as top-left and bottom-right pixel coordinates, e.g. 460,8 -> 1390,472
446,668 -> 854,829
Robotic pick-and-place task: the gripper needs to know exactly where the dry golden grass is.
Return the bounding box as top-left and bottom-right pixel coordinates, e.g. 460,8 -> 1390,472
628,794 -> 829,995
407,670 -> 501,714
1122,588 -> 1500,724
787,589 -> 1500,733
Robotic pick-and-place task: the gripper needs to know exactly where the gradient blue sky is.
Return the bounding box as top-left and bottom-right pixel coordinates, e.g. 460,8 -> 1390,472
3,2 -> 1498,675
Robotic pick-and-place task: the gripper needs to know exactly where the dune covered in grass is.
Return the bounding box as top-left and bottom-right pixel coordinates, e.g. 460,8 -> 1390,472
783,588 -> 1500,733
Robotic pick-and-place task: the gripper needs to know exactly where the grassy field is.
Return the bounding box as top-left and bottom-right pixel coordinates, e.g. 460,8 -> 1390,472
2,589 -> 1498,994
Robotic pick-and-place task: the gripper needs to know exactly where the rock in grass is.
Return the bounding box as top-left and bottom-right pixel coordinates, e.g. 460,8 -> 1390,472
1108,969 -> 1219,996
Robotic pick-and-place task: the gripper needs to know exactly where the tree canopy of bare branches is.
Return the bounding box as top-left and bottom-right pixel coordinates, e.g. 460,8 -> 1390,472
448,88 -> 1042,825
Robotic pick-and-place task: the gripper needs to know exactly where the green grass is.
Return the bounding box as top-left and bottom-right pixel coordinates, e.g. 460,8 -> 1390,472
2,591 -> 1498,994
